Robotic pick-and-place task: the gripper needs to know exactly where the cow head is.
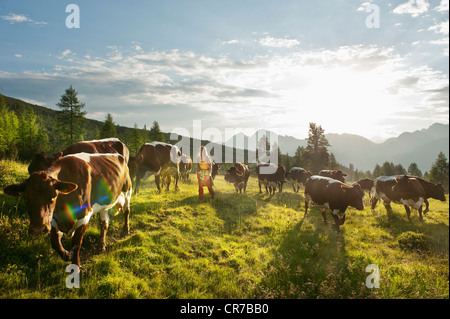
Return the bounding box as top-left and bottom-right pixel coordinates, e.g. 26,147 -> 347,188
333,170 -> 348,183
211,162 -> 220,180
224,166 -> 241,184
392,175 -> 410,193
3,172 -> 78,236
342,183 -> 364,211
432,183 -> 446,201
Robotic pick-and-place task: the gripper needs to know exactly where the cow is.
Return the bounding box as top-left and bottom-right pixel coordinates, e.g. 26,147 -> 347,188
179,154 -> 192,182
371,175 -> 427,220
133,142 -> 181,194
287,167 -> 312,193
224,163 -> 250,193
318,169 -> 348,183
256,163 -> 287,195
211,162 -> 220,180
354,178 -> 375,200
3,153 -> 132,267
304,175 -> 364,232
28,138 -> 130,174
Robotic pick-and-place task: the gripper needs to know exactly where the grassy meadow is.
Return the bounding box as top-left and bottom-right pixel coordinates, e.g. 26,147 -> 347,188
0,160 -> 448,299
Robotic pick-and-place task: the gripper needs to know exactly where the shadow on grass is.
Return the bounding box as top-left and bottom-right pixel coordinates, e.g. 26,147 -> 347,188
254,206 -> 373,299
372,202 -> 449,257
212,192 -> 258,234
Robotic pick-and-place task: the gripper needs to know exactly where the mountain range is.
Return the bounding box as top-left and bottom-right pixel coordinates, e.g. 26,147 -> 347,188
3,94 -> 448,173
227,123 -> 449,173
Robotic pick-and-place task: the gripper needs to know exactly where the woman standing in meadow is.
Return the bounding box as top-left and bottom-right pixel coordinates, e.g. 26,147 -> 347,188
196,146 -> 215,200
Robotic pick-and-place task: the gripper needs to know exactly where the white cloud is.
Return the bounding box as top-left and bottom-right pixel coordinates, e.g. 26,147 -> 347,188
393,0 -> 430,17
1,13 -> 47,25
14,54 -> 22,58
357,2 -> 371,12
258,36 -> 300,48
0,44 -> 447,140
222,40 -> 240,45
428,20 -> 449,35
435,0 -> 449,12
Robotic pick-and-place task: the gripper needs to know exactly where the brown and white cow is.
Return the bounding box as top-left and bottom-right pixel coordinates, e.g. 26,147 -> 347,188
371,175 -> 433,221
256,163 -> 287,195
318,169 -> 348,183
304,175 -> 364,232
179,154 -> 192,182
133,142 -> 181,194
4,153 -> 132,267
28,138 -> 130,174
287,167 -> 312,193
224,163 -> 250,193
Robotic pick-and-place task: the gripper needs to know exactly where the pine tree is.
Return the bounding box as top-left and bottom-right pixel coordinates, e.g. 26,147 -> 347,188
429,152 -> 449,191
407,162 -> 422,177
126,123 -> 144,155
100,113 -> 117,138
17,106 -> 48,160
305,123 -> 330,174
0,95 -> 19,159
56,85 -> 87,146
149,121 -> 165,142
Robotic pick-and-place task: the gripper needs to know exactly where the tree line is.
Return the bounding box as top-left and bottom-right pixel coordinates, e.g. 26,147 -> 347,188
0,87 -> 165,160
1,87 -> 448,191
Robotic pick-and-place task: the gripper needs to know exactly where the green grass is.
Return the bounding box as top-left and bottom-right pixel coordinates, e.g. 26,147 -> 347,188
0,163 -> 448,299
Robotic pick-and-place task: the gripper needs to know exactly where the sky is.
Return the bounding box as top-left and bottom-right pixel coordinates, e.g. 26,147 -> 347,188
0,0 -> 448,143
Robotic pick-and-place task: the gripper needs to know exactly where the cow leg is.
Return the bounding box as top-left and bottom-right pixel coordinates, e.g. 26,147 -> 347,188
51,227 -> 71,261
175,172 -> 180,191
321,208 -> 328,225
423,199 -> 429,214
258,181 -> 262,194
122,205 -> 130,237
134,175 -> 141,195
332,214 -> 342,233
418,206 -> 424,222
292,182 -> 296,192
166,176 -> 171,191
70,224 -> 88,267
99,211 -> 109,252
370,196 -> 378,211
155,175 -> 162,194
404,205 -> 411,220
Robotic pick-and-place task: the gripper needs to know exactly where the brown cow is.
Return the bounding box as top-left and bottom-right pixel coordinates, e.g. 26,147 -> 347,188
304,175 -> 364,232
224,163 -> 250,193
256,163 -> 287,195
133,142 -> 181,194
318,169 -> 348,183
4,153 -> 132,267
287,167 -> 312,193
211,162 -> 220,180
28,138 -> 130,174
371,175 -> 427,220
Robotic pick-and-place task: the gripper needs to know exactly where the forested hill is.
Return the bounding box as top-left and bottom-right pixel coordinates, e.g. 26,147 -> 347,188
1,94 -> 173,155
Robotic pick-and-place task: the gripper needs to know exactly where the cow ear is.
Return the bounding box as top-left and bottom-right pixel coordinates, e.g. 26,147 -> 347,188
395,177 -> 400,182
55,181 -> 78,194
3,182 -> 27,197
50,151 -> 63,160
340,184 -> 347,191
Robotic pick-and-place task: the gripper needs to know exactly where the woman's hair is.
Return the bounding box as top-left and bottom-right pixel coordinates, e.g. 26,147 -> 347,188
198,146 -> 212,163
